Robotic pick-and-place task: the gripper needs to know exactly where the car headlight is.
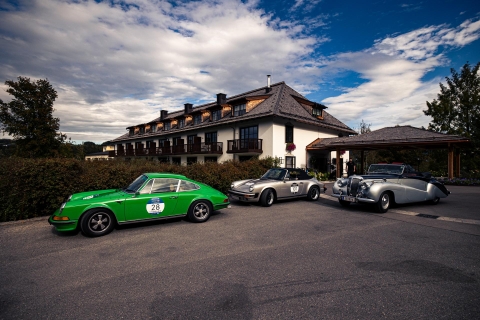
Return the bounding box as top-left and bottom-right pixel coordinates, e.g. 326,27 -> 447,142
249,185 -> 254,192
336,179 -> 346,187
360,181 -> 373,190
231,184 -> 235,189
59,202 -> 66,214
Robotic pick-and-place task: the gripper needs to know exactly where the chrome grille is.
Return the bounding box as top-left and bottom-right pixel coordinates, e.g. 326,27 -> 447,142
347,177 -> 361,196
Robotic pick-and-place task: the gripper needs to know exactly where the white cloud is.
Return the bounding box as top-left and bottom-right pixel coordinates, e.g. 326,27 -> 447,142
322,18 -> 480,131
0,0 -> 320,142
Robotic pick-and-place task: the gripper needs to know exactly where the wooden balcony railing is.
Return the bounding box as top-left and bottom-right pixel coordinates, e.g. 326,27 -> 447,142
108,142 -> 223,157
226,139 -> 263,154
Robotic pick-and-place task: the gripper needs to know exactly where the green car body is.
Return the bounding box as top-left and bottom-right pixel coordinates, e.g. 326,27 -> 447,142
49,173 -> 230,237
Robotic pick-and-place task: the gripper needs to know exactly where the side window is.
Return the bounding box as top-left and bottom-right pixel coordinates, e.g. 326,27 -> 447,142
151,178 -> 180,193
178,180 -> 200,192
138,179 -> 154,194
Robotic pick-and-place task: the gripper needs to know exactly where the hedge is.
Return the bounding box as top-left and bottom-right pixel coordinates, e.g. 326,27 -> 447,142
0,157 -> 274,222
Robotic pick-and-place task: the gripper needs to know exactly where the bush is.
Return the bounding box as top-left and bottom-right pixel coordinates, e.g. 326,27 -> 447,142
0,157 -> 273,222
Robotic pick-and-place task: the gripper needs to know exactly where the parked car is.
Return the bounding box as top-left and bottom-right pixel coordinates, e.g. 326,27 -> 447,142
49,173 -> 230,237
228,168 -> 326,207
331,163 -> 450,213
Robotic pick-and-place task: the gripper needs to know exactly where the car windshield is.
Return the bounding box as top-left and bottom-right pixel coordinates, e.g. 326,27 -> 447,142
261,169 -> 287,180
124,175 -> 149,193
368,164 -> 404,175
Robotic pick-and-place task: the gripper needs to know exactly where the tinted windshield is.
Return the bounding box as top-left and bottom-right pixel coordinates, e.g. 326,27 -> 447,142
368,164 -> 404,175
261,169 -> 287,180
125,175 -> 149,193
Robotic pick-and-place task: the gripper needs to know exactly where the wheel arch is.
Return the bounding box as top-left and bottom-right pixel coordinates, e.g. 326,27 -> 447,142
80,205 -> 119,227
260,187 -> 277,201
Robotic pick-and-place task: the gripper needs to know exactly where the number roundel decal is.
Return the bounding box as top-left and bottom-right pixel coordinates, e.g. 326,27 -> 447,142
146,197 -> 165,215
291,183 -> 299,194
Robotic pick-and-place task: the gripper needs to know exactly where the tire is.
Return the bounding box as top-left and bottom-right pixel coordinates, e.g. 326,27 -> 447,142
80,209 -> 115,237
339,199 -> 351,207
307,186 -> 320,201
429,197 -> 440,205
375,192 -> 391,213
187,200 -> 212,223
260,189 -> 275,207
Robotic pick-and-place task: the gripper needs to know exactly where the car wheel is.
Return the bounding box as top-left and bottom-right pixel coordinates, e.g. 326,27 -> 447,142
375,192 -> 391,213
339,199 -> 350,207
260,189 -> 274,207
187,200 -> 212,222
307,186 -> 320,201
429,197 -> 440,205
80,209 -> 115,237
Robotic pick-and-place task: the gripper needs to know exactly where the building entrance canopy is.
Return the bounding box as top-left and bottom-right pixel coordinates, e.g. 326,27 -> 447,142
306,126 -> 471,179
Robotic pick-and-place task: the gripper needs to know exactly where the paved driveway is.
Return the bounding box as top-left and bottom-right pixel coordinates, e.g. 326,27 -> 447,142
0,188 -> 479,319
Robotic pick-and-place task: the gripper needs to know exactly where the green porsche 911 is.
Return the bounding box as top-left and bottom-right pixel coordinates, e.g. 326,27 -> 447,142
49,173 -> 230,237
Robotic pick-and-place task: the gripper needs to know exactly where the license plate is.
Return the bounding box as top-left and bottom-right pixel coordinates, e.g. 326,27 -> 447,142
340,195 -> 357,202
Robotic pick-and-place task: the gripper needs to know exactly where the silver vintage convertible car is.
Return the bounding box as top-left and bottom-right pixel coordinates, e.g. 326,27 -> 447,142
331,163 -> 450,213
228,168 -> 326,207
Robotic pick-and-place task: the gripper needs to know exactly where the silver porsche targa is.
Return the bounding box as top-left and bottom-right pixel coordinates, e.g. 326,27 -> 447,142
331,163 -> 450,213
228,168 -> 326,207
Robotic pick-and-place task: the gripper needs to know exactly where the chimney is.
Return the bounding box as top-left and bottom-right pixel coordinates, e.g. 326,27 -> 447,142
160,110 -> 168,120
266,75 -> 272,93
184,103 -> 193,114
216,93 -> 227,106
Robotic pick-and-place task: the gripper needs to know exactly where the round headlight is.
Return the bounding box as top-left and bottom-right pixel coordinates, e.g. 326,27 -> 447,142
231,184 -> 235,189
249,185 -> 254,192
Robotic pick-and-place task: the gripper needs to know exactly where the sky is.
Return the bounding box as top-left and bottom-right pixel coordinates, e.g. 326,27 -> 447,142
0,0 -> 479,144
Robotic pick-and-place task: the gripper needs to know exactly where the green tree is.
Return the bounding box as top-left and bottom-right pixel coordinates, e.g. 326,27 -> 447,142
0,77 -> 66,157
424,62 -> 480,174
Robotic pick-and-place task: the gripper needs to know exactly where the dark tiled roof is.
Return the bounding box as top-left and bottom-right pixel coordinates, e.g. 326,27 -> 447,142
307,125 -> 471,150
111,82 -> 356,143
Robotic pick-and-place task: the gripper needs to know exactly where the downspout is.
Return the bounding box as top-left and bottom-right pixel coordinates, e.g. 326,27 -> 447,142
231,126 -> 236,161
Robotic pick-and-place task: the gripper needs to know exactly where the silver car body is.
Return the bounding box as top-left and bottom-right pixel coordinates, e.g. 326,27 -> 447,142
331,164 -> 450,212
228,168 -> 325,206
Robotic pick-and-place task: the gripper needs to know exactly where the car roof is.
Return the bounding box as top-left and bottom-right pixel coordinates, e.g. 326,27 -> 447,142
144,173 -> 188,179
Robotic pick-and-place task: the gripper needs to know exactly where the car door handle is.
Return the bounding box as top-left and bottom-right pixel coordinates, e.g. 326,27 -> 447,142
170,196 -> 178,199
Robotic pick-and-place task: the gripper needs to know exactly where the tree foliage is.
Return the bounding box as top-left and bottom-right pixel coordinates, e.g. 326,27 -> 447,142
424,62 -> 480,142
0,76 -> 66,157
424,62 -> 480,173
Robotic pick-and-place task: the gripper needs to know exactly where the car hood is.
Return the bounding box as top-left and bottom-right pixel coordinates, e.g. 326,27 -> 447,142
231,178 -> 279,191
69,189 -> 124,202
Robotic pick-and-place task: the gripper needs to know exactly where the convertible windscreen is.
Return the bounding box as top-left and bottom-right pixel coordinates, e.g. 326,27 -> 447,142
368,165 -> 405,175
261,169 -> 287,180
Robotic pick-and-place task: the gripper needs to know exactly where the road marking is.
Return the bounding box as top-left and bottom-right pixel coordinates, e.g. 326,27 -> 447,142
321,194 -> 480,226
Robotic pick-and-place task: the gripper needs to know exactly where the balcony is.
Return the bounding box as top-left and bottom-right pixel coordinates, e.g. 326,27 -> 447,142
108,142 -> 223,157
227,139 -> 263,154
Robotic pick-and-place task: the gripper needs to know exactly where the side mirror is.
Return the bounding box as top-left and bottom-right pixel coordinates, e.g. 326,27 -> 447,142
132,191 -> 140,198
283,177 -> 290,182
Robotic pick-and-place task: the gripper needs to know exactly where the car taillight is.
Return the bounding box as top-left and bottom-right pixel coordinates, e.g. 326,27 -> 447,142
223,198 -> 229,203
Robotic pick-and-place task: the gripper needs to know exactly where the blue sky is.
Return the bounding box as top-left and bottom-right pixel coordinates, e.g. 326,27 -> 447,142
0,0 -> 479,143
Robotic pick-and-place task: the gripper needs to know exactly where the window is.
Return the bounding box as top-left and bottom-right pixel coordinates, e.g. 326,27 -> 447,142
164,122 -> 171,131
193,114 -> 202,125
129,128 -> 134,136
172,136 -> 182,146
187,157 -> 197,164
158,139 -> 168,147
172,157 -> 181,165
212,109 -> 222,121
285,156 -> 296,168
285,125 -> 293,143
179,180 -> 200,191
233,103 -> 246,116
312,107 -> 322,117
151,125 -> 156,133
239,125 -> 258,149
150,178 -> 180,193
178,118 -> 185,128
139,126 -> 145,134
204,157 -> 217,162
187,134 -> 196,145
240,125 -> 258,140
205,132 -> 217,144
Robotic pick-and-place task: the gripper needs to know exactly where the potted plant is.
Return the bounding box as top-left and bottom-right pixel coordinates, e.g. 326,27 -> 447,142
286,143 -> 296,152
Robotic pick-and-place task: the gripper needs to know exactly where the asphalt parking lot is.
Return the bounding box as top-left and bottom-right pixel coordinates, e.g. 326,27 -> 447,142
1,186 -> 479,319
